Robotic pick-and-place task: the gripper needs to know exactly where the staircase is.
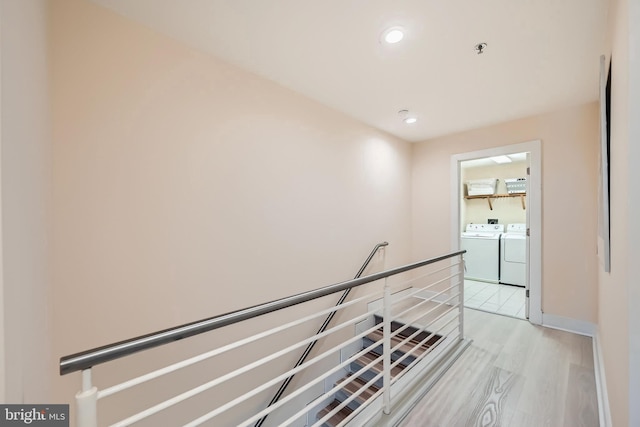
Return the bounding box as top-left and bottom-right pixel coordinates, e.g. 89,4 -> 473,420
316,316 -> 442,426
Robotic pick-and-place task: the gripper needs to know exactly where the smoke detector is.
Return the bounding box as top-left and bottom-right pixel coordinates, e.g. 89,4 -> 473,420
475,42 -> 487,54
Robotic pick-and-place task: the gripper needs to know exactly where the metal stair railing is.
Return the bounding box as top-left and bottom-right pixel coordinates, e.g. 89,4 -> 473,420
59,246 -> 467,427
254,241 -> 388,427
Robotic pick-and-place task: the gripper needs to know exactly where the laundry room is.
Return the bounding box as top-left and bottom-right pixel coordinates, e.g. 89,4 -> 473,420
459,153 -> 529,319
461,155 -> 527,227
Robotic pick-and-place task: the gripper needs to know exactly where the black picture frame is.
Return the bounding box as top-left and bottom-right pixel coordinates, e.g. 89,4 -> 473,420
598,55 -> 611,272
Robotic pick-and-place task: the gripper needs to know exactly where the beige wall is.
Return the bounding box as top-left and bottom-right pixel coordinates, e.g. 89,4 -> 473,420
6,0 -> 635,424
50,0 -> 413,414
412,102 -> 599,323
628,1 -> 640,423
461,161 -> 528,227
597,0 -> 640,424
0,0 -> 53,403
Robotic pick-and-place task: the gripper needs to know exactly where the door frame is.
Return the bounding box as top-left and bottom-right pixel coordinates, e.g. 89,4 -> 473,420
450,140 -> 542,325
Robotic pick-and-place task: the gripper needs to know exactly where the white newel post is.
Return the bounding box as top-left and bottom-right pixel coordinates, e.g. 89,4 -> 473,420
382,278 -> 391,414
76,369 -> 98,427
459,256 -> 465,340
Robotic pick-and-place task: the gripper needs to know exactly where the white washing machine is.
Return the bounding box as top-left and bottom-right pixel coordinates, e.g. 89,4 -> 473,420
461,224 -> 504,283
500,223 -> 527,287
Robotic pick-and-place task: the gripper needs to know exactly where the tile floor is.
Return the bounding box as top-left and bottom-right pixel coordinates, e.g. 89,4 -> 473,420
464,279 -> 526,319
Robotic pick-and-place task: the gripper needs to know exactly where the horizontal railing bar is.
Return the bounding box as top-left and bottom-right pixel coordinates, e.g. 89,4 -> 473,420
390,322 -> 460,387
244,302 -> 448,427
336,384 -> 385,427
384,291 -> 462,376
405,266 -> 462,292
286,348 -> 386,427
97,287 -> 384,399
286,298 -> 461,427
388,282 -> 460,336
314,364 -> 385,427
109,308 -> 386,426
264,289 -> 461,426
115,273 -> 463,425
390,294 -> 459,353
189,324 -> 387,427
389,302 -> 460,370
388,289 -> 461,354
393,281 -> 460,323
400,272 -> 461,303
255,242 -> 389,427
60,250 -> 465,375
391,335 -> 455,388
390,275 -> 461,317
334,293 -> 463,427
249,348 -> 384,427
321,315 -> 461,427
391,307 -> 460,370
333,284 -> 464,427
388,270 -> 462,312
272,281 -> 462,425
403,260 -> 463,286
255,241 -> 388,427
390,332 -> 456,389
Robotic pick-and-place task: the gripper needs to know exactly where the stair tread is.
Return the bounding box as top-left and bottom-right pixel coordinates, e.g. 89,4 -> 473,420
366,328 -> 434,355
372,319 -> 444,347
335,374 -> 380,402
316,319 -> 445,426
353,351 -> 405,377
317,399 -> 353,426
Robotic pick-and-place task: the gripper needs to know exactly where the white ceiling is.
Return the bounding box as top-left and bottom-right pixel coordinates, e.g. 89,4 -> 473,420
91,0 -> 609,142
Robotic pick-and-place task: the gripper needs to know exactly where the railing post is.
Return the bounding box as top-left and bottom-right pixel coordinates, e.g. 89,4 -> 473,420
76,369 -> 98,427
459,256 -> 465,340
382,278 -> 392,414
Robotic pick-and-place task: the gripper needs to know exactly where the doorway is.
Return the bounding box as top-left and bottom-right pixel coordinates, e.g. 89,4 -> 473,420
451,140 -> 542,325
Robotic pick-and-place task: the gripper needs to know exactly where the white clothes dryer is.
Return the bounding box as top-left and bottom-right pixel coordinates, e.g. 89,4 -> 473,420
500,223 -> 527,287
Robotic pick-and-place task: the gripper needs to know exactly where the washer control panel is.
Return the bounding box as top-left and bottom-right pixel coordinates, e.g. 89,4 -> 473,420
506,223 -> 527,233
465,224 -> 504,233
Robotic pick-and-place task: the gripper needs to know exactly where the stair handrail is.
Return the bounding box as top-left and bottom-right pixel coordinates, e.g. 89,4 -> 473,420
254,241 -> 388,427
59,247 -> 465,376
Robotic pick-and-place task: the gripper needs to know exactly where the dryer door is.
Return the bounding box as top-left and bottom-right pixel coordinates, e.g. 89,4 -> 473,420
504,236 -> 526,263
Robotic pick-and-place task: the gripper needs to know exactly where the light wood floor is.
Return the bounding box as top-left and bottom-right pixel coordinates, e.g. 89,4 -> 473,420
398,309 -> 598,427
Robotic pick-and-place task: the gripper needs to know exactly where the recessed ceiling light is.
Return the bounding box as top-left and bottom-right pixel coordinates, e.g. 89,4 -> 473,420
404,117 -> 417,124
382,27 -> 404,44
490,155 -> 512,164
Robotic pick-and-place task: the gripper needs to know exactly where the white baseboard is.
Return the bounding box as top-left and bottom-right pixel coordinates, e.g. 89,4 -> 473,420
542,316 -> 611,426
593,331 -> 613,427
541,313 -> 596,337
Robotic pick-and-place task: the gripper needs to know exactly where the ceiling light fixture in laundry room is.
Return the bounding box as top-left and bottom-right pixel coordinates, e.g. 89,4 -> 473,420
490,155 -> 512,164
382,27 -> 404,44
